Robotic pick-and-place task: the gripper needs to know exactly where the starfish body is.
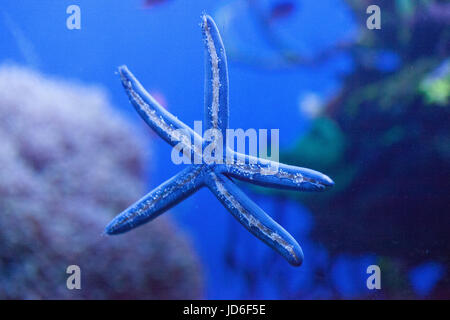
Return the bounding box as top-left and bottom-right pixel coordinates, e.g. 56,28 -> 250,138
106,15 -> 334,266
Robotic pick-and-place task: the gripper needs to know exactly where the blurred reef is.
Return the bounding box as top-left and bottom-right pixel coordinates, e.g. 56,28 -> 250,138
273,0 -> 450,298
0,65 -> 203,299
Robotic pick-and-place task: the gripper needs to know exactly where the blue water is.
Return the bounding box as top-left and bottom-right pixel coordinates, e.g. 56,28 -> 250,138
3,0 -> 432,299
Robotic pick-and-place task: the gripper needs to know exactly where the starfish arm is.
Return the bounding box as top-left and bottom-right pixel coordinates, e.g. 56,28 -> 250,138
106,166 -> 203,235
202,14 -> 229,139
206,172 -> 304,266
118,65 -> 203,155
226,152 -> 334,191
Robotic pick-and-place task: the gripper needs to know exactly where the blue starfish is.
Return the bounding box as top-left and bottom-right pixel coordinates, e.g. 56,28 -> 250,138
105,15 -> 334,266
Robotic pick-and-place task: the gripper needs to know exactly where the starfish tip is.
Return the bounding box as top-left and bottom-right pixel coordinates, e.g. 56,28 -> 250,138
323,175 -> 335,189
289,245 -> 304,267
117,65 -> 130,79
201,14 -> 216,32
104,220 -> 123,236
117,65 -> 137,92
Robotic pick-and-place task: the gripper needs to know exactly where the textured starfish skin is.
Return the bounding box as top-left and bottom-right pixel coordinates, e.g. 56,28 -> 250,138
105,15 -> 334,266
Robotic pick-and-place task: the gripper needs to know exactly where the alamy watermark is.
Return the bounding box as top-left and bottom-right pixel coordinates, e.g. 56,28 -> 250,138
366,5 -> 381,30
170,121 -> 280,173
66,265 -> 81,290
366,265 -> 381,290
66,5 -> 81,30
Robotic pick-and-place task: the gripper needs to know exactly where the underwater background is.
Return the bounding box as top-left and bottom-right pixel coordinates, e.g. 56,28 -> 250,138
0,0 -> 448,299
